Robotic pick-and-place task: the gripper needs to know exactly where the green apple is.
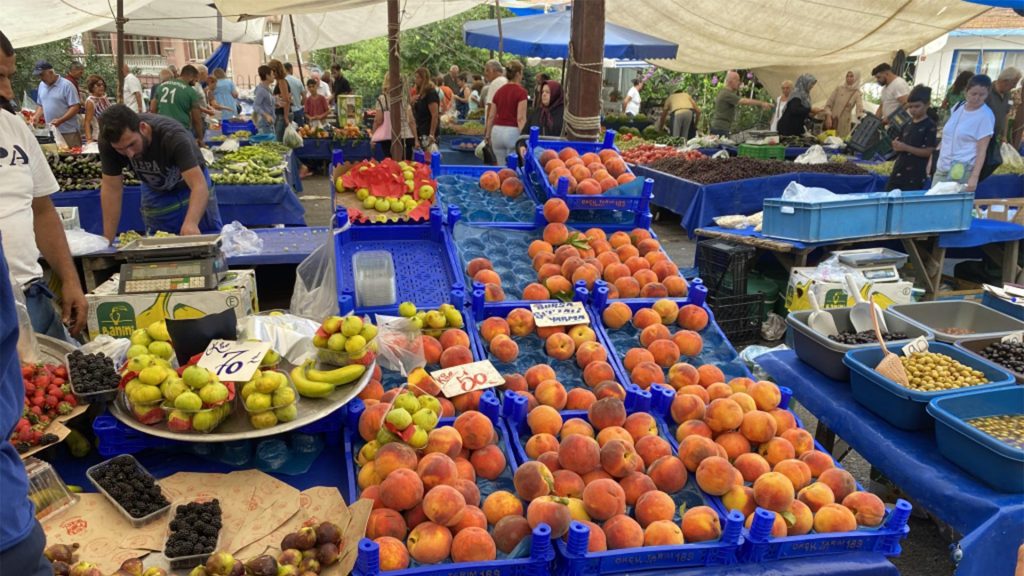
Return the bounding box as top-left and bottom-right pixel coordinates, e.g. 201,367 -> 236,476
444,308 -> 464,329
344,335 -> 367,354
408,425 -> 429,449
389,199 -> 405,213
240,380 -> 258,401
272,386 -> 296,408
374,198 -> 390,212
198,382 -> 229,404
404,198 -> 419,212
360,324 -> 378,341
245,392 -> 272,412
417,394 -> 441,415
125,354 -> 152,374
412,408 -> 439,431
130,329 -> 152,347
322,316 -> 344,334
145,321 -> 170,342
409,316 -> 424,330
327,333 -> 347,352
255,373 -> 280,394
406,180 -> 415,192
161,378 -> 188,402
376,428 -> 399,446
394,391 -> 420,414
148,341 -> 174,360
192,410 -> 221,432
356,187 -> 370,200
138,365 -> 167,386
363,196 -> 377,209
174,391 -> 203,411
274,404 -> 298,422
398,302 -> 417,318
249,411 -> 278,429
424,310 -> 447,330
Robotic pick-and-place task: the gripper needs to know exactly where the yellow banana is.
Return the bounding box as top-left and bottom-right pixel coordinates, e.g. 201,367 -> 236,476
306,363 -> 366,385
292,361 -> 335,398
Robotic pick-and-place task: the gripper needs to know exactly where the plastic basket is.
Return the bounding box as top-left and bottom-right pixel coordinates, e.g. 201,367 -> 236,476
927,386 -> 1024,492
430,153 -> 541,226
842,342 -> 1016,430
847,115 -> 884,154
221,119 -> 256,136
886,191 -> 973,234
738,144 -> 785,160
163,500 -> 224,570
706,294 -> 763,346
955,335 -> 1024,383
888,300 -> 1024,344
334,210 -> 465,315
762,195 -> 889,243
696,239 -> 756,297
66,351 -> 119,405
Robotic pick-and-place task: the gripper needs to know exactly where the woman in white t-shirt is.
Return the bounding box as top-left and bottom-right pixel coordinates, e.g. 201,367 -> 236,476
934,74 -> 995,192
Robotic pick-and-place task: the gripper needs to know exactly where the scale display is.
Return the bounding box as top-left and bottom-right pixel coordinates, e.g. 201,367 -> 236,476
116,236 -> 226,295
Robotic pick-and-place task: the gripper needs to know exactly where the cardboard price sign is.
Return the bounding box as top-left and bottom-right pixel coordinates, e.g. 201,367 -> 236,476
197,339 -> 270,381
431,360 -> 505,398
530,302 -> 589,328
901,336 -> 929,356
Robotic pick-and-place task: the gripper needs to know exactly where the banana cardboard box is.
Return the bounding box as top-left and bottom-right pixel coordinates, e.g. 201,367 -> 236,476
784,267 -> 912,312
86,269 -> 258,338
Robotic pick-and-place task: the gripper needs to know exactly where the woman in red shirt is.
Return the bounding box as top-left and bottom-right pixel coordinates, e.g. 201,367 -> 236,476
485,60 -> 528,165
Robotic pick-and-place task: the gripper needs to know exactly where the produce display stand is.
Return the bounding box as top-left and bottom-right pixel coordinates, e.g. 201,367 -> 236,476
758,350 -> 1024,576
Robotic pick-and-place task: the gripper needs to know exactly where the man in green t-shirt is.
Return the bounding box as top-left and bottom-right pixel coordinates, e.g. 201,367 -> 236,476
150,64 -> 203,146
710,70 -> 772,136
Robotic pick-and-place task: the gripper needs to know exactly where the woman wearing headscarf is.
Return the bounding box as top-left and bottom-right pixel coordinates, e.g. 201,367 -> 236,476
823,71 -> 863,138
777,74 -> 817,136
537,80 -> 564,137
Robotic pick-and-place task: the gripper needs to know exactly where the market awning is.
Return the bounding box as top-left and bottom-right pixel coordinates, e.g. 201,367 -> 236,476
462,10 -> 679,60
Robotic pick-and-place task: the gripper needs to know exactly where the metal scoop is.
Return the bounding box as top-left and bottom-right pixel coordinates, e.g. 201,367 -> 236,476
845,273 -> 888,334
807,290 -> 838,338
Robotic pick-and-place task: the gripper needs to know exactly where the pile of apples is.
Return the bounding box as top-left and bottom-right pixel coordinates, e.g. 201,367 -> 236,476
537,147 -> 635,195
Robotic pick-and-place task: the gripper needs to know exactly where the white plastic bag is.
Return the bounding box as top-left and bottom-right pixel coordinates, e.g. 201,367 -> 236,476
781,181 -> 839,202
64,229 -> 111,256
1001,142 -> 1023,168
794,145 -> 828,165
290,227 -> 342,320
79,335 -> 132,368
823,136 -> 845,148
711,149 -> 730,159
283,121 -> 304,149
220,221 -> 263,257
375,315 -> 427,375
926,181 -> 964,196
11,273 -> 39,364
50,125 -> 68,150
216,139 -> 241,153
238,313 -> 320,365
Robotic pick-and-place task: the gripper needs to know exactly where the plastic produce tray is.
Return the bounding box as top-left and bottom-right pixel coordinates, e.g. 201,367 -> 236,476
955,335 -> 1024,383
888,300 -> 1024,344
981,291 -> 1024,321
221,119 -> 256,135
886,191 -> 973,234
86,454 -> 170,528
25,457 -> 78,522
762,194 -> 888,243
431,155 -> 540,225
501,390 -> 745,574
787,308 -> 934,381
341,394 -> 557,576
66,352 -> 119,405
163,500 -> 224,569
843,342 -> 1016,430
334,212 -> 465,315
927,386 -> 1024,492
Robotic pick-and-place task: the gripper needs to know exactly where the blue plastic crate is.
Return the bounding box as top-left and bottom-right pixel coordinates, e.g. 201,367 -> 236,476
500,390 -> 745,574
927,386 -> 1024,493
430,153 -> 541,225
221,119 -> 256,135
886,191 -> 973,234
981,291 -> 1024,321
762,194 -> 888,242
843,342 -> 1016,430
333,209 -> 465,315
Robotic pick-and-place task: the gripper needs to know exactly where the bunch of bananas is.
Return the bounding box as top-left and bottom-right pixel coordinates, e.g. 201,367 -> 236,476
290,361 -> 366,398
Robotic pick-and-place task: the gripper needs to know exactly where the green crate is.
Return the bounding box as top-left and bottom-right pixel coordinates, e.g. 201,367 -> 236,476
738,143 -> 785,160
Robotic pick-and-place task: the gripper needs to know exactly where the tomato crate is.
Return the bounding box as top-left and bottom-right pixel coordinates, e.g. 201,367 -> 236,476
341,394 -> 558,576
500,390 -> 745,574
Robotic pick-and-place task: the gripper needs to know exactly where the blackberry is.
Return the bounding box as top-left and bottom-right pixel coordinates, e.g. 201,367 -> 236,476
68,352 -> 119,394
88,457 -> 169,518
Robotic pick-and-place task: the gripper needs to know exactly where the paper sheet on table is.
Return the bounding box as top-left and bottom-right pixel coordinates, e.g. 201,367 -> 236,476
19,404 -> 89,460
41,493 -> 157,574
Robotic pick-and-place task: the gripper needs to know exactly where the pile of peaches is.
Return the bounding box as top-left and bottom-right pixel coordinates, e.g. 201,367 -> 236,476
506,395 -> 724,551
536,147 -> 636,195
477,168 -> 525,198
357,409 -> 522,570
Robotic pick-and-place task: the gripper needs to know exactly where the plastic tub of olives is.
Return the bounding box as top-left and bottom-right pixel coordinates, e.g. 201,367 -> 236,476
86,454 -> 170,528
239,369 -> 301,430
954,335 -> 1024,383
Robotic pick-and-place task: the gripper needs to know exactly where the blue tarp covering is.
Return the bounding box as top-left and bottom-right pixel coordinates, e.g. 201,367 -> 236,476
463,10 -> 678,59
204,42 -> 231,74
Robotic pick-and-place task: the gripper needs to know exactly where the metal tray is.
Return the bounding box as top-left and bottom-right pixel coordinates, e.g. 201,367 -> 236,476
889,300 -> 1024,343
36,334 -> 76,365
108,361 -> 373,442
118,234 -> 222,253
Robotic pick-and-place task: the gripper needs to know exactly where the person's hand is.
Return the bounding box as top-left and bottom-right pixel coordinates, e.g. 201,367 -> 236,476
180,221 -> 201,236
762,101 -> 772,110
890,138 -> 905,152
966,175 -> 979,192
60,283 -> 88,337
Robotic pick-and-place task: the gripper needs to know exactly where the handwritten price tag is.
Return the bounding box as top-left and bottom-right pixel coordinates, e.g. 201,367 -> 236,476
197,339 -> 271,382
901,336 -> 929,356
1001,332 -> 1024,344
530,302 -> 589,328
431,360 -> 505,399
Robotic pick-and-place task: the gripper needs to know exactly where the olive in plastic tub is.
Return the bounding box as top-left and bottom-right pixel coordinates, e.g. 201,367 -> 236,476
954,335 -> 1024,383
86,454 -> 170,528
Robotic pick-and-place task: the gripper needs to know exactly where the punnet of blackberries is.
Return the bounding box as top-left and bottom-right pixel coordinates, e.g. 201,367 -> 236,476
67,351 -> 119,394
165,499 -> 222,559
89,455 -> 169,518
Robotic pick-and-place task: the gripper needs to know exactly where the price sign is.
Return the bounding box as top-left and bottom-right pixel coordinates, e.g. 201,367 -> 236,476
1001,332 -> 1024,344
431,360 -> 505,398
197,339 -> 271,382
901,336 -> 929,356
530,302 -> 589,328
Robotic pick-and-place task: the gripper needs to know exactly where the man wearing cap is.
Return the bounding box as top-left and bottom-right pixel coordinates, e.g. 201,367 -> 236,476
30,60 -> 82,147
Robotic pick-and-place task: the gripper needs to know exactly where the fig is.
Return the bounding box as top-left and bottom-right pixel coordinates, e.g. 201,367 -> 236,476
244,555 -> 279,576
226,563 -> 244,576
188,567 -> 210,576
276,566 -> 298,576
295,527 -> 318,550
69,562 -> 99,576
142,569 -> 167,576
44,543 -> 79,564
297,558 -> 320,573
51,560 -> 71,576
300,550 -> 317,561
205,551 -> 237,575
317,542 -> 340,566
119,558 -> 144,576
315,521 -> 342,546
277,549 -> 302,567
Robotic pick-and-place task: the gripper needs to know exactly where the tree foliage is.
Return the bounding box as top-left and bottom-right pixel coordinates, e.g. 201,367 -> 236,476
640,68 -> 774,132
11,38 -> 117,106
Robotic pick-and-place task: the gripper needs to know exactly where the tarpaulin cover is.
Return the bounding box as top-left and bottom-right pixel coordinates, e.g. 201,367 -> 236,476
205,42 -> 232,75
462,10 -> 678,59
759,350 -> 1024,576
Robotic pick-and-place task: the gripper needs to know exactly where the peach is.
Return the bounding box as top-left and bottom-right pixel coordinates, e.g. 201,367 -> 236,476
730,392 -> 757,413
624,412 -> 659,442
715,431 -> 752,461
482,490 -> 524,525
489,334 -> 520,364
593,380 -> 626,401
604,514 -> 644,550
560,256 -> 585,280
745,510 -> 786,538
452,390 -> 483,414
676,417 -> 713,440
705,398 -> 744,433
630,361 -> 666,389
739,410 -> 778,444
484,283 -> 505,302
647,455 -> 688,494
670,394 -> 706,425
601,302 -> 633,329
454,457 -> 476,482
361,485 -> 383,509
414,452 -> 458,491
357,464 -> 381,491
533,252 -> 557,273
553,244 -> 581,264
358,379 -> 384,402
535,380 -> 568,410
640,323 -> 671,348
582,361 -> 615,389
758,437 -> 796,467
588,397 -> 627,430
359,403 -> 390,443
788,499 -> 814,536
439,397 -> 456,417
514,461 -> 555,501
697,364 -> 726,387
501,177 -> 524,198
721,485 -> 757,518
367,508 -> 408,540
842,491 -> 886,527
423,484 -> 468,526
528,239 -> 554,259
775,459 -> 812,492
623,348 -> 655,372
375,442 -> 419,479
634,490 -> 676,528
753,471 -> 795,512
665,276 -> 689,297
668,363 -> 701,390
559,147 -> 580,162
526,433 -> 560,460
632,308 -> 662,330
600,439 -> 643,478
470,444 -> 507,481
614,276 -> 642,298
596,426 -> 634,448
799,450 -> 836,478
648,340 -> 681,369
553,469 -> 586,499
527,405 -> 563,436
652,260 -> 680,282
681,506 -> 722,543
450,525 -> 496,563
624,255 -> 652,275
677,305 -> 709,331
577,178 -> 601,196
633,269 -> 659,288
503,373 -> 528,393
543,223 -> 570,246
678,435 -> 719,472
525,365 -> 557,390
473,268 -> 502,287
727,377 -> 755,393
537,325 -> 567,340
596,250 -> 619,270
609,230 -> 632,248
454,411 -> 495,451
734,453 -> 771,483
672,331 -> 703,357
504,308 -> 535,337
748,381 -> 782,411
545,332 -> 576,360
606,158 -> 628,178
537,451 -> 561,473
559,434 -> 602,475
644,520 -> 685,546
493,516 -> 532,554
406,521 -> 453,564
572,263 -> 601,289
780,427 -> 814,456
582,469 -> 614,485
479,317 -> 510,344
375,536 -> 410,571
706,382 -> 734,402
527,496 -> 572,537
818,468 -> 857,503
620,472 -> 657,506
576,341 -> 608,369
696,456 -> 739,496
380,468 -> 424,511
813,503 -> 858,533
797,481 -> 835,514
640,283 -> 669,299
479,171 -> 501,192
769,408 -> 797,436
522,282 -> 551,300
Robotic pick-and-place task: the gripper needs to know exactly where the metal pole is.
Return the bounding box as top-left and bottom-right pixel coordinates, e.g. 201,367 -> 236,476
387,0 -> 403,160
289,15 -> 304,85
116,0 -> 126,104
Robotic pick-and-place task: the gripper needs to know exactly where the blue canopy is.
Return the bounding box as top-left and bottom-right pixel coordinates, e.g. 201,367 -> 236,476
205,43 -> 232,74
462,10 -> 678,60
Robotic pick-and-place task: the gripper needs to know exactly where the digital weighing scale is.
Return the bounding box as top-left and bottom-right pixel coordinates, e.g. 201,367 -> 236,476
117,235 -> 228,294
836,248 -> 907,283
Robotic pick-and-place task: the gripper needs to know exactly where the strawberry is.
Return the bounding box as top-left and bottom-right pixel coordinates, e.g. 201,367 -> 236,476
21,365 -> 34,379
32,374 -> 50,388
57,402 -> 73,415
53,366 -> 67,379
62,394 -> 76,404
23,382 -> 35,395
30,396 -> 45,408
45,395 -> 59,409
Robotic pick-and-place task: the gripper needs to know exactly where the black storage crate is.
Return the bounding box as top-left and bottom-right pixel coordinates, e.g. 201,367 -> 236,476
697,239 -> 756,296
707,293 -> 763,345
